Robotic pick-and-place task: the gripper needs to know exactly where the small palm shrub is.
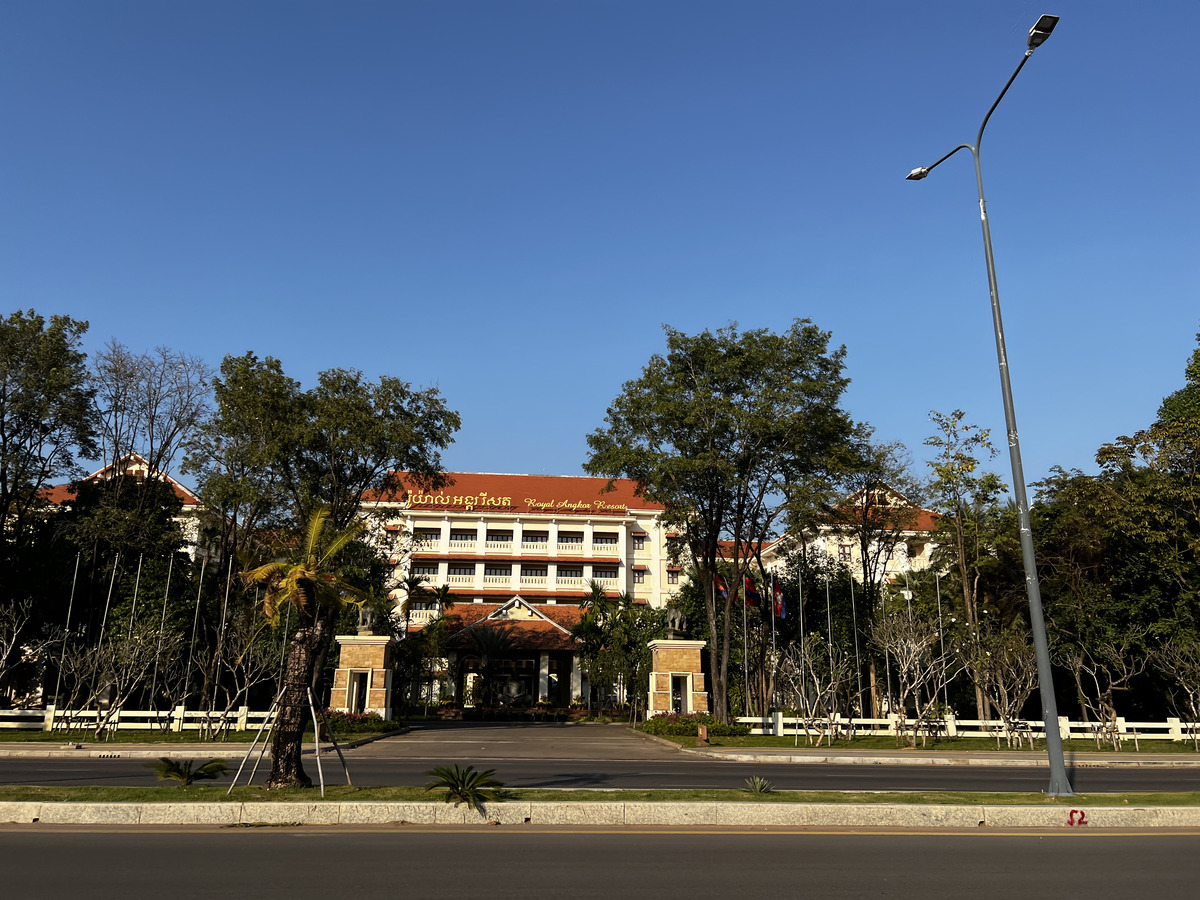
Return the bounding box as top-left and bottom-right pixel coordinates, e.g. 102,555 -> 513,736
146,757 -> 229,786
424,764 -> 504,810
745,775 -> 775,795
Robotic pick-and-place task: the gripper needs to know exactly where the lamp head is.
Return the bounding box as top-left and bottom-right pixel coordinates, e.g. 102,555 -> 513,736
906,167 -> 929,181
1027,14 -> 1059,48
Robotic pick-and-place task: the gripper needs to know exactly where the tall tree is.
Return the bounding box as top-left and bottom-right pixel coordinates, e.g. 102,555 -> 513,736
824,429 -> 927,715
586,320 -> 853,722
242,509 -> 366,788
0,310 -> 97,605
924,409 -> 1007,719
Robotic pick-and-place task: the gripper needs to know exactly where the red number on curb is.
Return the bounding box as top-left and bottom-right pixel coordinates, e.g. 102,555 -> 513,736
1067,809 -> 1088,827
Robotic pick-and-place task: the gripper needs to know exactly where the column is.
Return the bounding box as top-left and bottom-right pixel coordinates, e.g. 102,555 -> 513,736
538,652 -> 550,702
569,654 -> 582,704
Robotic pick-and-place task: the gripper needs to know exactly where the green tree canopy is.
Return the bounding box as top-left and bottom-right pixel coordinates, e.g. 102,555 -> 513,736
585,320 -> 854,721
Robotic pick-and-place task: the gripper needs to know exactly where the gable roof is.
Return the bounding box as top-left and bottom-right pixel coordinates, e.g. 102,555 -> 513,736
41,453 -> 201,508
442,598 -> 583,653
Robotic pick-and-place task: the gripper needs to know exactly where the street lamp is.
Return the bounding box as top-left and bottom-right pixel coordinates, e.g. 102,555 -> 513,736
906,14 -> 1072,797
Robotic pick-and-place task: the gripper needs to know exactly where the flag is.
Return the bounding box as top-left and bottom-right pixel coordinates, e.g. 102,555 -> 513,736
773,575 -> 786,619
743,575 -> 761,607
714,574 -> 728,600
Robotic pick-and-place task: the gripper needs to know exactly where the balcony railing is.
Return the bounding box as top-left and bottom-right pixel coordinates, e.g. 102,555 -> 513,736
447,574 -> 474,585
485,540 -> 513,551
406,609 -> 438,627
483,575 -> 511,585
557,542 -> 584,554
448,540 -> 477,551
520,576 -> 548,586
590,543 -> 620,556
557,576 -> 584,587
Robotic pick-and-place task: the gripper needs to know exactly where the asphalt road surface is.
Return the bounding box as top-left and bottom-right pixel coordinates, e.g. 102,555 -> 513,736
3,724 -> 1200,793
2,828 -> 1198,899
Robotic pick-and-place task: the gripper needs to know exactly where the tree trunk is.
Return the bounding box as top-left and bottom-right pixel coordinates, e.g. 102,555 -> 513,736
266,616 -> 327,789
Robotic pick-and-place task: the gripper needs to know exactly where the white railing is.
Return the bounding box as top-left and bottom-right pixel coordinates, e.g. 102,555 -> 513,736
734,713 -> 1200,745
483,575 -> 511,585
521,576 -> 548,586
557,542 -> 584,554
447,574 -> 474,585
448,540 -> 476,551
407,609 -> 438,626
0,706 -> 276,734
522,540 -> 548,550
557,577 -> 584,587
485,541 -> 513,551
591,543 -> 619,555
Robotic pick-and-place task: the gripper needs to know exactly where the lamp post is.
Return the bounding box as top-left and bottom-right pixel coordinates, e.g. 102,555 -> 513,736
906,14 -> 1072,796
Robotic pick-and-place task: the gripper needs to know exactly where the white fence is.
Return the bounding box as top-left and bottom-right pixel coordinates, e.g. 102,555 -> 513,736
0,706 -> 275,734
737,713 -> 1200,746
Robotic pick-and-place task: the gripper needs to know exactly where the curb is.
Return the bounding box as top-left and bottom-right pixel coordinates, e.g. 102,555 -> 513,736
2,799 -> 1196,829
0,729 -> 408,760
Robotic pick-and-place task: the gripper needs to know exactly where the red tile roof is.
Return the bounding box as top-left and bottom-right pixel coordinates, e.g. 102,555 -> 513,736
442,601 -> 584,653
40,455 -> 200,508
364,472 -> 663,517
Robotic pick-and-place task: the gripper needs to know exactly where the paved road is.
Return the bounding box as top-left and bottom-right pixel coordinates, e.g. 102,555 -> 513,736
2,827 -> 1198,899
4,724 -> 1200,792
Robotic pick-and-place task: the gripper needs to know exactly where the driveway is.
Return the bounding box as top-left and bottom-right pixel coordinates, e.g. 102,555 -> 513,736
347,721 -> 682,761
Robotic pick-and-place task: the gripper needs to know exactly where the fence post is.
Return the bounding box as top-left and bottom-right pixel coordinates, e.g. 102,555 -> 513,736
237,706 -> 249,732
887,713 -> 899,736
43,705 -> 55,732
1168,717 -> 1183,741
172,705 -> 186,734
773,710 -> 784,737
1058,716 -> 1071,743
945,713 -> 957,738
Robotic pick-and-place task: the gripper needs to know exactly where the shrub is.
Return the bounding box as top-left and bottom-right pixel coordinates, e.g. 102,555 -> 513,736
639,713 -> 750,737
320,710 -> 403,735
145,757 -> 229,786
424,764 -> 504,810
745,775 -> 775,794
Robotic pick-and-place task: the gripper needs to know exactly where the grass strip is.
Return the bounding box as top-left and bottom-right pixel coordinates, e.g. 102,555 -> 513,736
1,784 -> 1198,806
655,733 -> 1200,754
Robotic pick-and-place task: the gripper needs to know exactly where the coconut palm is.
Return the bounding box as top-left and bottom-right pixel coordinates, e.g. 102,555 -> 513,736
241,508 -> 365,789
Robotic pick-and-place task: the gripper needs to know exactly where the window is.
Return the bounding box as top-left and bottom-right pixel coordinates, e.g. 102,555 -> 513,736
558,532 -> 583,544
484,565 -> 512,577
523,531 -> 548,545
558,566 -> 583,579
521,565 -> 548,577
448,565 -> 475,577
593,533 -> 618,545
411,565 -> 439,576
838,544 -> 852,563
667,570 -> 679,585
450,530 -> 477,542
633,570 -> 645,584
414,529 -> 441,544
486,531 -> 513,542
633,535 -> 645,550
593,567 -> 617,579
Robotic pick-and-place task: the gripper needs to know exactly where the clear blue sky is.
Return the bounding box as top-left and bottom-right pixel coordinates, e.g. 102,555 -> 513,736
3,1 -> 1197,491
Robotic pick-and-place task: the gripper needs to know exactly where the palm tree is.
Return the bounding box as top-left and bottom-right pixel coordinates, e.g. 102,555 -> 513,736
242,508 -> 365,789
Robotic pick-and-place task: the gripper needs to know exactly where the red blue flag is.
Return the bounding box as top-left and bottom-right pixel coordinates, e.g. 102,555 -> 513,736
772,575 -> 786,618
743,575 -> 761,607
714,574 -> 728,600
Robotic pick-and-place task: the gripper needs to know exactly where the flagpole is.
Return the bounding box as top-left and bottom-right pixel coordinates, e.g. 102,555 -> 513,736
770,575 -> 777,713
824,573 -> 834,678
849,576 -> 863,718
741,574 -> 749,716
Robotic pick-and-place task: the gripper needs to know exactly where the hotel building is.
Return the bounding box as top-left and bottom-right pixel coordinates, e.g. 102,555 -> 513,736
332,472 -> 677,714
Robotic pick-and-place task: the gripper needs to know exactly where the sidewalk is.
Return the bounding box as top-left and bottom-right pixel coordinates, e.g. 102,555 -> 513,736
681,744 -> 1200,768
0,733 -> 391,759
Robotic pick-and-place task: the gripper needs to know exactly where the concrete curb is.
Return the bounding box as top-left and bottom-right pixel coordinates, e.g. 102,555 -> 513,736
0,729 -> 407,760
2,800 -> 1197,828
681,748 -> 1200,768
